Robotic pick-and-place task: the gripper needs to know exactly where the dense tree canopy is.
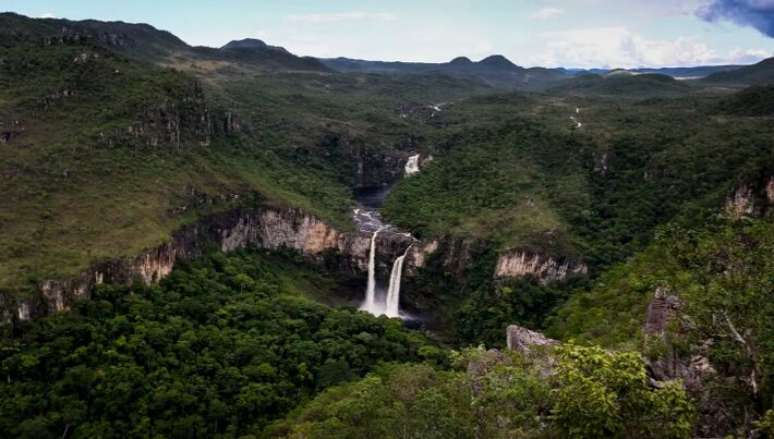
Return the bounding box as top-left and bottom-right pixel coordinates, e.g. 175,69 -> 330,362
0,250 -> 443,438
272,345 -> 694,439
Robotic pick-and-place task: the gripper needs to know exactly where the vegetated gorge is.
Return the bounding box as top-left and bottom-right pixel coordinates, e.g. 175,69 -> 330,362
0,12 -> 773,439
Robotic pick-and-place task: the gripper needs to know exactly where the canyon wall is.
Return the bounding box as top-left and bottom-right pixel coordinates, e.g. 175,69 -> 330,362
7,207 -> 378,321
494,250 -> 587,284
725,174 -> 774,219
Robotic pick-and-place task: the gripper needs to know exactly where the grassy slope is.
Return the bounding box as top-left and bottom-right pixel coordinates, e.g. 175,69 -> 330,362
0,41 -> 356,292
383,91 -> 774,267
383,114 -> 584,256
0,34 -> 492,293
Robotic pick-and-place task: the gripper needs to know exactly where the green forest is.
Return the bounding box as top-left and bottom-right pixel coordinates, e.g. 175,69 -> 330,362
1,11 -> 774,439
0,251 -> 444,438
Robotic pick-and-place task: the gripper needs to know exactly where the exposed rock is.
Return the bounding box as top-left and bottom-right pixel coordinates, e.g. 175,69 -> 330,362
643,287 -> 716,398
725,174 -> 774,219
644,286 -> 681,335
409,240 -> 439,269
648,348 -> 716,394
10,206 -> 385,321
506,324 -> 558,355
107,81 -> 237,149
495,250 -> 587,284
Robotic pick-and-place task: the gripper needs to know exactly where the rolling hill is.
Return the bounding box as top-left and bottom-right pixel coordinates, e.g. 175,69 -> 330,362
547,72 -> 692,97
704,56 -> 774,85
322,55 -> 569,90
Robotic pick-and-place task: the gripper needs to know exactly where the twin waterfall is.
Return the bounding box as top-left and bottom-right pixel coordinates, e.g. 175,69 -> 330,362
359,228 -> 413,319
358,152 -> 421,318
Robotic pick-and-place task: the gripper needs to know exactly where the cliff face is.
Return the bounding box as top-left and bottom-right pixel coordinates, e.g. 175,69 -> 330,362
725,174 -> 774,219
494,250 -> 587,284
8,207 -> 376,321
105,81 -> 240,149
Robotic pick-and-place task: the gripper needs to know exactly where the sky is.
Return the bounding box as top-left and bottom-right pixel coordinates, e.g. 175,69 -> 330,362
4,0 -> 774,68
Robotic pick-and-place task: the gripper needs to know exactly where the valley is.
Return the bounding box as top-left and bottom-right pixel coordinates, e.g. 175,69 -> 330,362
0,10 -> 773,439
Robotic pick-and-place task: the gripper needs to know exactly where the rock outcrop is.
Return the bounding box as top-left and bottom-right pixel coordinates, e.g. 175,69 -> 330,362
725,174 -> 774,219
506,324 -> 559,355
495,250 -> 587,284
644,286 -> 680,335
107,81 -> 239,149
642,287 -> 716,393
7,206 -> 381,321
408,240 -> 439,269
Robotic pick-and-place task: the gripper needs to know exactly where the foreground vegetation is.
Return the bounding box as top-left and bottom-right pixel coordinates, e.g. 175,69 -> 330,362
0,250 -> 443,438
272,345 -> 694,439
0,249 -> 700,439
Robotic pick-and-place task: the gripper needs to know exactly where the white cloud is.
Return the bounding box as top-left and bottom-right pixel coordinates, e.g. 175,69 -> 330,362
725,48 -> 773,64
529,7 -> 565,20
287,12 -> 397,25
37,12 -> 57,19
527,26 -> 771,68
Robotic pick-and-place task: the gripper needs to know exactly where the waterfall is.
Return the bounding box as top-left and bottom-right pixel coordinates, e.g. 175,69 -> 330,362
385,245 -> 412,318
405,154 -> 420,176
360,228 -> 384,313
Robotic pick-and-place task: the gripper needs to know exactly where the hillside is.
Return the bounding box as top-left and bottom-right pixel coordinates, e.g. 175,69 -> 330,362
547,72 -> 692,97
704,56 -> 774,85
322,55 -> 568,90
1,11 -> 773,439
0,13 -> 492,295
0,12 -> 329,72
718,85 -> 774,115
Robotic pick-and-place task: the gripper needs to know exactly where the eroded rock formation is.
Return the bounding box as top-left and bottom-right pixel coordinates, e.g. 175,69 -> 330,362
644,286 -> 681,336
506,324 -> 559,355
725,174 -> 774,219
7,207 -> 383,321
495,250 -> 587,284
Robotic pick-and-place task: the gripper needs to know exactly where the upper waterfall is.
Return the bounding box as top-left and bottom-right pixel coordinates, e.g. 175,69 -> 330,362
405,154 -> 421,176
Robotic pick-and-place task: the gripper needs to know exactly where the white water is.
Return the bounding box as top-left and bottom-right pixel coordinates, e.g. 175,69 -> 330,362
405,154 -> 421,176
360,227 -> 384,313
385,245 -> 412,318
570,115 -> 582,129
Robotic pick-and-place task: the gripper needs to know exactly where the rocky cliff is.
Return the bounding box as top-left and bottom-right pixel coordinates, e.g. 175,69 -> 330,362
494,250 -> 587,284
5,206 -> 382,322
104,81 -> 240,149
725,174 -> 774,219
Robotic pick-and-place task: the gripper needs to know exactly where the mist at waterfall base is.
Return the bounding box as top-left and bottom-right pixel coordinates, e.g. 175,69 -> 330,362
355,153 -> 422,320
358,229 -> 414,319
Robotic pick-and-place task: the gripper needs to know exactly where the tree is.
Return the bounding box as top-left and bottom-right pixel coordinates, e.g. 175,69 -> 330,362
551,344 -> 694,439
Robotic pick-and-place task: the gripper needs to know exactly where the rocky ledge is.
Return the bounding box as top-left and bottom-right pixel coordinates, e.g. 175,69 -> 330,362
5,206 -> 416,322
495,250 -> 587,284
725,173 -> 774,219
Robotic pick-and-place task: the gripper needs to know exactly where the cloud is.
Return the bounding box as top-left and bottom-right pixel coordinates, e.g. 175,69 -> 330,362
287,11 -> 397,25
697,0 -> 774,37
726,47 -> 773,62
529,7 -> 565,20
37,12 -> 57,19
528,26 -> 771,67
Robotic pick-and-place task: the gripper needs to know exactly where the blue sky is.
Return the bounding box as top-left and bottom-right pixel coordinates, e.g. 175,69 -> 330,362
4,0 -> 774,68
